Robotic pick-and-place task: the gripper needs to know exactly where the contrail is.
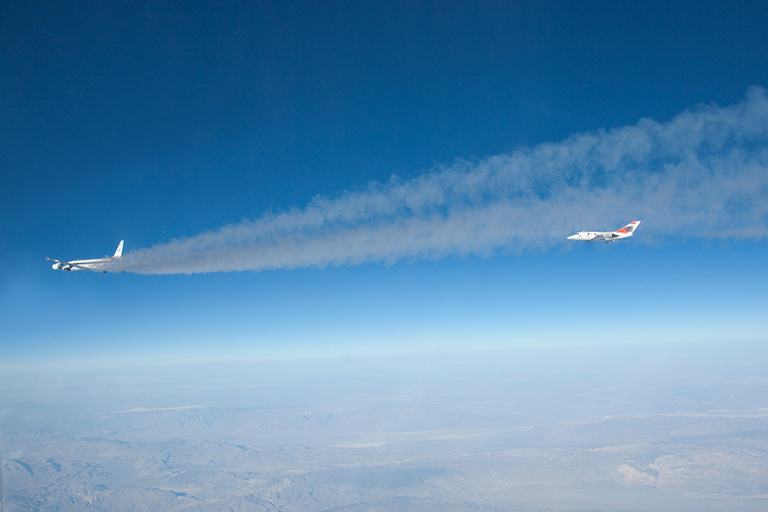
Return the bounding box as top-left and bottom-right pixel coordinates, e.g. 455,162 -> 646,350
115,87 -> 768,275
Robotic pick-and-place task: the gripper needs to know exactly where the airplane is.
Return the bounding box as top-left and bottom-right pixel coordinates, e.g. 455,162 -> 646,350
567,221 -> 641,243
47,240 -> 124,273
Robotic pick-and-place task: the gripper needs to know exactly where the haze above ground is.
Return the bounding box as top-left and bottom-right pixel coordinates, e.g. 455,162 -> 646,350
3,342 -> 768,511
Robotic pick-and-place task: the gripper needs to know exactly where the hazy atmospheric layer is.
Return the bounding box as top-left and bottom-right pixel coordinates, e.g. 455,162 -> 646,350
114,88 -> 768,275
2,342 -> 767,511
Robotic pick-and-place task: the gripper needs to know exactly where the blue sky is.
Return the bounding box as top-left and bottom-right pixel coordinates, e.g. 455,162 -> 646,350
2,1 -> 768,365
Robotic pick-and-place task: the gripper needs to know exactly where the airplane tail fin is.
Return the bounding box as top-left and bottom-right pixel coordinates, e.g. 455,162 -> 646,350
615,221 -> 641,234
113,240 -> 124,259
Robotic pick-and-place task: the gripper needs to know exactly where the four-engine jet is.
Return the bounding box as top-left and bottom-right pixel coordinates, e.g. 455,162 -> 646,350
47,240 -> 124,273
567,221 -> 641,243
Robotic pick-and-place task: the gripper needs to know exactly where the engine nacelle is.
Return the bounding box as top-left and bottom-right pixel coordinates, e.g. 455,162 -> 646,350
62,264 -> 72,271
52,262 -> 63,270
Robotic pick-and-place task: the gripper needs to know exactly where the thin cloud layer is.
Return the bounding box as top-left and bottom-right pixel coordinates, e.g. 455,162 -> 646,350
116,87 -> 768,275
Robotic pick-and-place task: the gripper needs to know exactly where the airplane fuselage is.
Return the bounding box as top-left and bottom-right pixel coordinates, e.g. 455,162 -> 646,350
47,240 -> 124,273
567,231 -> 632,242
567,221 -> 641,243
50,257 -> 112,272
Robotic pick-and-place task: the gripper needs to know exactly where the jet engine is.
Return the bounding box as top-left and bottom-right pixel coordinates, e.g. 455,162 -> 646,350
52,262 -> 63,270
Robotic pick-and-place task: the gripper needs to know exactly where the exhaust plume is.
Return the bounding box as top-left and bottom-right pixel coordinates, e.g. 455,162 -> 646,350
116,87 -> 768,275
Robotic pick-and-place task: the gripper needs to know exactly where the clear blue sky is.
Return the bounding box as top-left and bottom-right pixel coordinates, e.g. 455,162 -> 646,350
2,1 -> 767,364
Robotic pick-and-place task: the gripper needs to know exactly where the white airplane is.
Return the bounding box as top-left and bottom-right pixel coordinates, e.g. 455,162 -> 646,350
567,221 -> 641,243
47,240 -> 124,273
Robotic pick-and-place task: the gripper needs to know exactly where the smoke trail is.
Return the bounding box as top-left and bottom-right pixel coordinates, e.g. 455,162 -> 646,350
116,87 -> 768,275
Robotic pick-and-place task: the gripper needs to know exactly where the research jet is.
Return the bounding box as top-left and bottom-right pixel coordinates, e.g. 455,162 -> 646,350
47,240 -> 124,273
567,221 -> 641,243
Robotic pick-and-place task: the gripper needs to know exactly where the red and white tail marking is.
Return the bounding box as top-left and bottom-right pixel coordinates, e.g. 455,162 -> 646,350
616,221 -> 641,234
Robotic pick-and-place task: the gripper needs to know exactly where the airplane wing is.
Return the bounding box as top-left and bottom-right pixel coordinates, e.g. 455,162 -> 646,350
46,257 -> 76,267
